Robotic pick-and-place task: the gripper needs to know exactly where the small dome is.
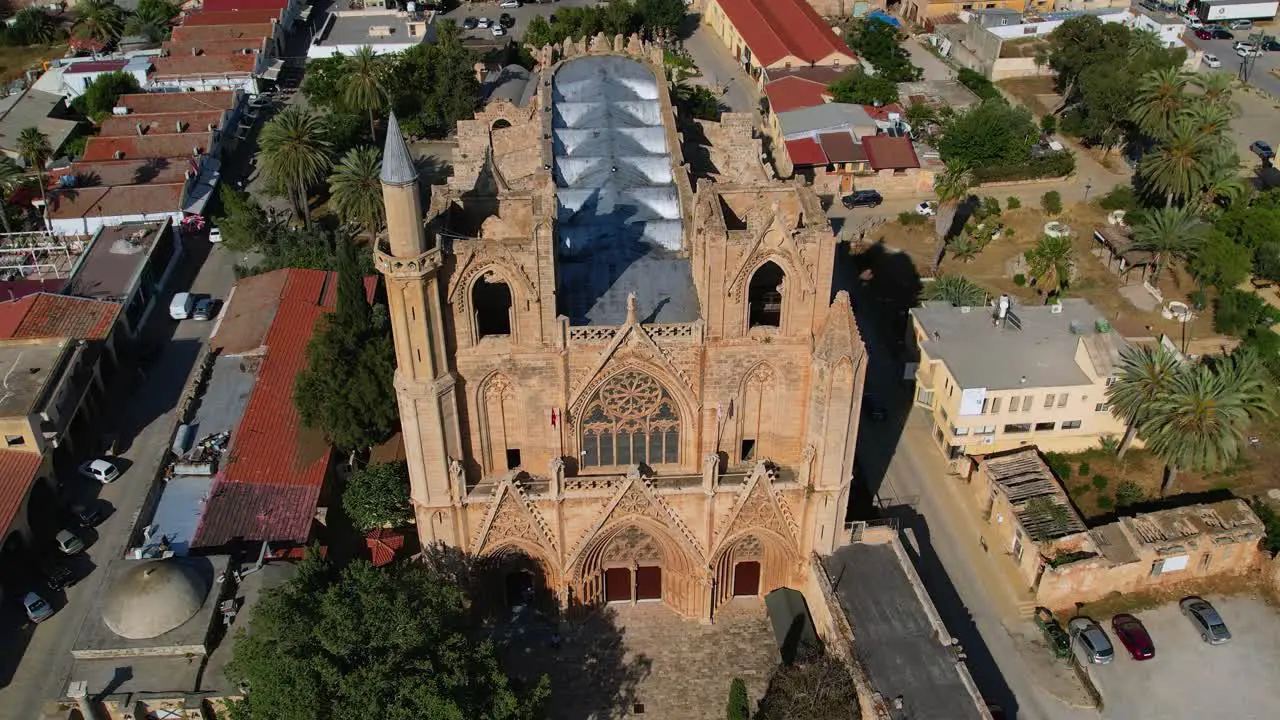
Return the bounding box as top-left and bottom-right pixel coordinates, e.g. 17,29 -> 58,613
102,559 -> 210,639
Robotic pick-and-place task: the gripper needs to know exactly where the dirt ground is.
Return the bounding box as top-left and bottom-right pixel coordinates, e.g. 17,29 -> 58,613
999,77 -> 1129,172
0,44 -> 66,85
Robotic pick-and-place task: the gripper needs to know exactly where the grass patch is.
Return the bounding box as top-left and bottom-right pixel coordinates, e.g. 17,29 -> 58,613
0,44 -> 67,85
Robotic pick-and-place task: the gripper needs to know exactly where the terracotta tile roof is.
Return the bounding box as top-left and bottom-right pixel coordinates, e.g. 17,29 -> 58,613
163,37 -> 268,57
98,110 -> 226,138
193,269 -> 341,548
82,133 -> 212,162
180,9 -> 283,25
47,183 -> 186,220
863,103 -> 905,122
56,158 -> 193,186
170,23 -> 275,44
0,293 -> 120,340
711,0 -> 856,67
785,137 -> 827,166
0,449 -> 45,538
765,76 -> 831,114
150,54 -> 258,79
201,0 -> 290,10
862,135 -> 920,170
817,131 -> 864,163
763,66 -> 847,85
114,90 -> 238,115
366,528 -> 405,567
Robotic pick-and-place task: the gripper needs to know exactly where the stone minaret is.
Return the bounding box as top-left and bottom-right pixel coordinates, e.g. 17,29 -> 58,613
376,113 -> 464,547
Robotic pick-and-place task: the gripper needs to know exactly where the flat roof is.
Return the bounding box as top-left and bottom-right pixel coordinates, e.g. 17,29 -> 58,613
66,221 -> 171,301
148,475 -> 215,555
316,12 -> 431,48
826,543 -> 985,720
0,89 -> 80,158
56,158 -> 194,186
47,183 -> 185,221
912,298 -> 1121,390
0,337 -> 70,417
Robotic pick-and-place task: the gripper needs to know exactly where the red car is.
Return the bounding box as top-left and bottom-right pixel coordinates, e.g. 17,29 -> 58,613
1194,28 -> 1213,39
1112,614 -> 1155,660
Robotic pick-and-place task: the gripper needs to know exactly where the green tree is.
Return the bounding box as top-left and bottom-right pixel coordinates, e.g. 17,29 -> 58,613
258,107 -> 332,225
1025,234 -> 1074,292
328,146 -> 384,238
11,8 -> 60,45
72,0 -> 126,45
1107,344 -> 1184,458
71,70 -> 142,122
523,15 -> 556,48
1041,190 -> 1062,215
343,461 -> 412,532
1143,354 -> 1274,496
933,164 -> 974,245
17,127 -> 52,209
1190,232 -> 1252,290
672,82 -> 721,121
924,275 -> 988,306
1139,118 -> 1210,206
343,46 -> 387,141
756,654 -> 860,720
634,0 -> 685,37
827,70 -> 898,105
214,186 -> 274,252
1130,66 -> 1190,139
0,156 -> 31,235
124,0 -> 178,42
393,22 -> 481,139
1213,288 -> 1280,336
226,552 -> 549,720
1194,71 -> 1236,110
1130,205 -> 1207,281
843,17 -> 920,82
727,677 -> 750,720
937,101 -> 1038,170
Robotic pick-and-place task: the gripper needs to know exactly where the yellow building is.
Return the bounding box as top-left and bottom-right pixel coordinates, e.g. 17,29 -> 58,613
902,0 -> 1037,21
910,297 -> 1129,470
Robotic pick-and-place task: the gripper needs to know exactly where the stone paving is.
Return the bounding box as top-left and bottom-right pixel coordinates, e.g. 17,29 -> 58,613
500,599 -> 780,720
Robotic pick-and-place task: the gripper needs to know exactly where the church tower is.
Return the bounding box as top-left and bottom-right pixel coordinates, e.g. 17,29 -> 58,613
375,114 -> 464,545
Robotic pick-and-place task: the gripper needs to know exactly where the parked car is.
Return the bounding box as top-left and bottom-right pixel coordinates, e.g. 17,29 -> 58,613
79,458 -> 121,484
1067,617 -> 1115,664
499,13 -> 515,27
1203,53 -> 1222,68
1180,597 -> 1232,644
23,592 -> 54,623
1265,39 -> 1280,52
67,501 -> 104,528
1235,43 -> 1261,57
499,0 -> 521,6
1230,19 -> 1253,30
1250,140 -> 1275,161
55,529 -> 85,556
42,560 -> 75,591
193,297 -> 219,321
476,17 -> 492,28
1194,28 -> 1213,39
169,291 -> 194,320
461,16 -> 478,29
841,189 -> 883,209
1111,614 -> 1155,660
491,25 -> 506,36
207,226 -> 223,243
1212,28 -> 1235,39
915,201 -> 937,216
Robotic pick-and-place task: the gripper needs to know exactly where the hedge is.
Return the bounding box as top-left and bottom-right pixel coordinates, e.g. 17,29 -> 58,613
971,151 -> 1076,183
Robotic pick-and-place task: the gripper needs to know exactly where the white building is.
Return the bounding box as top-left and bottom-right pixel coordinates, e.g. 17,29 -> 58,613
307,9 -> 435,59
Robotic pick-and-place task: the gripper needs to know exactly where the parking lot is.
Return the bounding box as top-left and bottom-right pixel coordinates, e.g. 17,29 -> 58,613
1191,27 -> 1280,99
1080,596 -> 1280,719
441,0 -> 600,44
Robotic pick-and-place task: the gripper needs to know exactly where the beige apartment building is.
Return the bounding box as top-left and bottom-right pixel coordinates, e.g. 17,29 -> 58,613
910,297 -> 1129,471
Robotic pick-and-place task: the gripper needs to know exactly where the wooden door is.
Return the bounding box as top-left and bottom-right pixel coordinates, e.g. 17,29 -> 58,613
732,560 -> 761,596
635,566 -> 662,601
604,567 -> 632,602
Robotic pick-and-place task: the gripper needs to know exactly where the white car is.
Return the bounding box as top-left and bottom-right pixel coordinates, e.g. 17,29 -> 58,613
499,0 -> 520,7
79,458 -> 121,484
491,25 -> 506,37
1204,53 -> 1221,69
208,226 -> 223,243
23,592 -> 54,623
915,201 -> 937,216
476,17 -> 491,28
1236,45 -> 1262,58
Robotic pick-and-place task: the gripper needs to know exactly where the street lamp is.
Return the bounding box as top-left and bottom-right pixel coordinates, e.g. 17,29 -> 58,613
1084,181 -> 1093,202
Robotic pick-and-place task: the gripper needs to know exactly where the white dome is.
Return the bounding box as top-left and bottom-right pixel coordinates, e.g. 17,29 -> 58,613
102,559 -> 210,639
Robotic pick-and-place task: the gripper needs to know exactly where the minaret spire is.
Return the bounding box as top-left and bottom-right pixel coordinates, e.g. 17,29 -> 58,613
380,112 -> 417,186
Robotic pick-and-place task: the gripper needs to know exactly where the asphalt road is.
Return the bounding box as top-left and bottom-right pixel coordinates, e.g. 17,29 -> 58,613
1191,29 -> 1280,98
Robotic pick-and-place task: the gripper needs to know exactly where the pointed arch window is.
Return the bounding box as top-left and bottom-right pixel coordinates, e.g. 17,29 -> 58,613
748,261 -> 785,328
580,371 -> 680,469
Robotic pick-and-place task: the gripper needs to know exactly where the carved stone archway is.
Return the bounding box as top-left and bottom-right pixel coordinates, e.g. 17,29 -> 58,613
571,516 -> 705,618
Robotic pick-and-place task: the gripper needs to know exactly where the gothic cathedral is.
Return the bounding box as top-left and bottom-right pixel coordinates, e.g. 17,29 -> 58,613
374,35 -> 867,621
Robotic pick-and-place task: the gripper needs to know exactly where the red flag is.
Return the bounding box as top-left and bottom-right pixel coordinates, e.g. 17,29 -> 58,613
550,408 -> 558,428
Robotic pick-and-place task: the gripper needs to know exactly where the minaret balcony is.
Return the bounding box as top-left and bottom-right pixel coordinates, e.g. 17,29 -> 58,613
375,246 -> 442,278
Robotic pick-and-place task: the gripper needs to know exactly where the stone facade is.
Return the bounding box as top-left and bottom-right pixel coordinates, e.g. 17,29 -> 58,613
377,36 -> 867,622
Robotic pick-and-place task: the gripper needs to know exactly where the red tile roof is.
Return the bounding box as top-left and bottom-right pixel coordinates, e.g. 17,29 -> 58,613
712,0 -> 856,67
862,135 -> 920,170
56,159 -> 193,187
817,131 -> 863,163
193,269 -> 342,548
163,37 -> 268,57
200,0 -> 290,10
0,293 -> 121,340
114,90 -> 238,115
784,137 -> 827,167
366,528 -> 406,567
764,76 -> 831,114
180,9 -> 283,25
82,133 -> 212,162
47,183 -> 186,220
170,23 -> 276,43
98,110 -> 226,138
863,103 -> 905,122
150,53 -> 258,80
0,449 -> 46,539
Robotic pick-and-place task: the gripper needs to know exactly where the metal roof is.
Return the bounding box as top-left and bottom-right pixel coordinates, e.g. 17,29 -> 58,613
380,113 -> 417,186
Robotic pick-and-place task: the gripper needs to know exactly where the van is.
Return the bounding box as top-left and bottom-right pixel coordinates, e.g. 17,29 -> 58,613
169,292 -> 194,320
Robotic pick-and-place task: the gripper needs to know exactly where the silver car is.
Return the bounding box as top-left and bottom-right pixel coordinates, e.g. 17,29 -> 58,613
1068,617 -> 1115,664
55,529 -> 85,555
1181,597 -> 1231,645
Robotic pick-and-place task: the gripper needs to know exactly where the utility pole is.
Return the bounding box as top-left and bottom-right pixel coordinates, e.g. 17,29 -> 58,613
1239,30 -> 1266,84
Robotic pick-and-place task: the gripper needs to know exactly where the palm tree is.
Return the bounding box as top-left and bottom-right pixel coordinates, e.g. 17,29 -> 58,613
124,0 -> 177,43
258,107 -> 332,226
1197,146 -> 1248,211
342,46 -> 387,141
1143,355 -> 1274,496
1131,67 -> 1191,139
1107,344 -> 1184,459
0,156 -> 32,235
12,8 -> 59,45
1127,28 -> 1163,59
328,147 -> 384,238
1193,72 -> 1236,111
1130,206 -> 1208,282
1025,234 -> 1074,293
933,164 -> 974,243
1139,118 -> 1211,206
72,0 -> 126,45
17,127 -> 51,211
1183,101 -> 1235,145
923,275 -> 987,306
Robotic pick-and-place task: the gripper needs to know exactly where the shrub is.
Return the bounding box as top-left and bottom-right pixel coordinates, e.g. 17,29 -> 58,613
956,67 -> 1003,102
969,151 -> 1075,183
1250,499 -> 1280,556
898,210 -> 927,226
1040,113 -> 1058,135
1013,273 -> 1026,286
1044,451 -> 1071,480
1213,288 -> 1280,337
1092,474 -> 1109,491
727,678 -> 750,720
1097,184 -> 1139,212
1007,196 -> 1022,210
1078,461 -> 1091,477
977,196 -> 1002,221
1041,190 -> 1063,215
1096,495 -> 1115,510
1114,481 -> 1145,507
1098,434 -> 1120,453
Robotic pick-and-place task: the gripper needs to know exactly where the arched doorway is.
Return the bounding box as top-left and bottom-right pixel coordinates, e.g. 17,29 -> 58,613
712,532 -> 799,612
575,518 -> 702,617
747,262 -> 785,328
473,275 -> 513,339
478,545 -> 557,617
